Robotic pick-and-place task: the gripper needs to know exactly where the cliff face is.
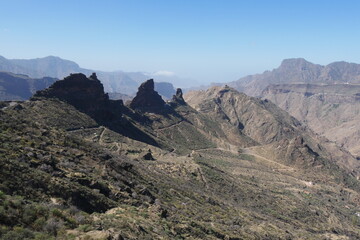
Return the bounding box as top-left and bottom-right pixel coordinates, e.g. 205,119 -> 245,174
262,83 -> 360,156
34,73 -> 108,106
33,73 -> 123,121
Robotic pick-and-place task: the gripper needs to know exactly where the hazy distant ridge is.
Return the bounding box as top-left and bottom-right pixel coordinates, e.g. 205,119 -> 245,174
0,55 -> 177,95
228,58 -> 360,96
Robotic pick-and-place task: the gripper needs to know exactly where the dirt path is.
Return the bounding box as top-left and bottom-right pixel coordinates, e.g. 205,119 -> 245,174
241,147 -> 295,172
155,120 -> 184,130
98,127 -> 106,144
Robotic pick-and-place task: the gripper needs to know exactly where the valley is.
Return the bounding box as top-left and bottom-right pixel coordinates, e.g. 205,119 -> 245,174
1,73 -> 360,239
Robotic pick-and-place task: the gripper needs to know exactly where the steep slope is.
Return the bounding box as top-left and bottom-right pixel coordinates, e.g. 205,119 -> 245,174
185,86 -> 360,174
229,58 -> 360,96
262,83 -> 360,157
1,75 -> 360,239
0,71 -> 56,100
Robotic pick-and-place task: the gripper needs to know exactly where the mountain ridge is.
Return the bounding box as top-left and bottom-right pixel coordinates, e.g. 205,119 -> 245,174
0,71 -> 57,100
0,55 -> 186,95
262,83 -> 360,157
1,73 -> 360,238
228,58 -> 360,96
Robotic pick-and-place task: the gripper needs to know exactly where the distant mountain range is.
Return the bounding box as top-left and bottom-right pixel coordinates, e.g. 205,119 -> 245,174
2,73 -> 360,238
0,55 -> 180,95
225,58 -> 360,157
0,72 -> 57,100
228,58 -> 360,96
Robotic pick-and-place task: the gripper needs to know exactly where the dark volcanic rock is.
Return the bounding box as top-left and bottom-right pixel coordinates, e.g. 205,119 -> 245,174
33,73 -> 160,147
33,73 -> 123,120
34,73 -> 108,105
142,152 -> 155,161
130,79 -> 165,111
171,88 -> 186,105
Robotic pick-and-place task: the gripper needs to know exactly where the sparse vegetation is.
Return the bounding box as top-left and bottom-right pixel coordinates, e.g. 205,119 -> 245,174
0,78 -> 360,239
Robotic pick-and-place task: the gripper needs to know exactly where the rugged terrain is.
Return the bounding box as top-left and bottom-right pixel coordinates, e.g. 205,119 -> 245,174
1,73 -> 360,239
262,83 -> 360,158
228,58 -> 360,97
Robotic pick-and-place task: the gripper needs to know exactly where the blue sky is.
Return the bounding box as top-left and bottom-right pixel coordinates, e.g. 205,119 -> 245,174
1,0 -> 360,84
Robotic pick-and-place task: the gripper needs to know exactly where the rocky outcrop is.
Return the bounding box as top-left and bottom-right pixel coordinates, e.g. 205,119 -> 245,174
129,79 -> 165,111
33,73 -> 122,120
171,88 -> 186,105
34,73 -> 107,102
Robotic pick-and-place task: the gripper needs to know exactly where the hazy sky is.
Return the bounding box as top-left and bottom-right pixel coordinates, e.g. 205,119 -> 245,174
1,0 -> 360,84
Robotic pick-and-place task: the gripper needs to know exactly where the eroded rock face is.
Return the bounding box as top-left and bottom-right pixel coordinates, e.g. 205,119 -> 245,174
262,83 -> 360,156
34,73 -> 108,105
129,79 -> 165,111
33,73 -> 122,120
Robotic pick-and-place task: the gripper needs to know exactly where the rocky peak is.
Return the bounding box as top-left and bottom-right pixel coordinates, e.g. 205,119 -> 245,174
171,88 -> 186,104
34,73 -> 108,101
89,72 -> 100,81
279,58 -> 316,71
32,73 -> 115,117
129,79 -> 165,111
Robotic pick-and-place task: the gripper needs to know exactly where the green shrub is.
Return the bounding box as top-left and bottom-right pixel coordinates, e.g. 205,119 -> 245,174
0,191 -> 5,200
0,226 -> 9,237
33,232 -> 54,240
43,218 -> 63,236
0,226 -> 34,240
78,224 -> 92,232
32,217 -> 47,231
51,208 -> 64,218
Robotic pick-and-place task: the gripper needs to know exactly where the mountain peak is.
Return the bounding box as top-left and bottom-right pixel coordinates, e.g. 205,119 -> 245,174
130,79 -> 165,111
279,58 -> 314,69
171,88 -> 186,104
89,72 -> 100,81
43,55 -> 62,60
33,73 -> 110,115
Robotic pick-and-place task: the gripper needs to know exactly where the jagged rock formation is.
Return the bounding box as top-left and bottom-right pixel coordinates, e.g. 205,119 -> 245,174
33,73 -> 123,121
228,58 -> 360,96
34,73 -> 108,103
32,74 -> 160,147
171,88 -> 186,105
1,75 -> 360,239
263,83 -> 360,156
0,71 -> 57,100
129,79 -> 165,111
